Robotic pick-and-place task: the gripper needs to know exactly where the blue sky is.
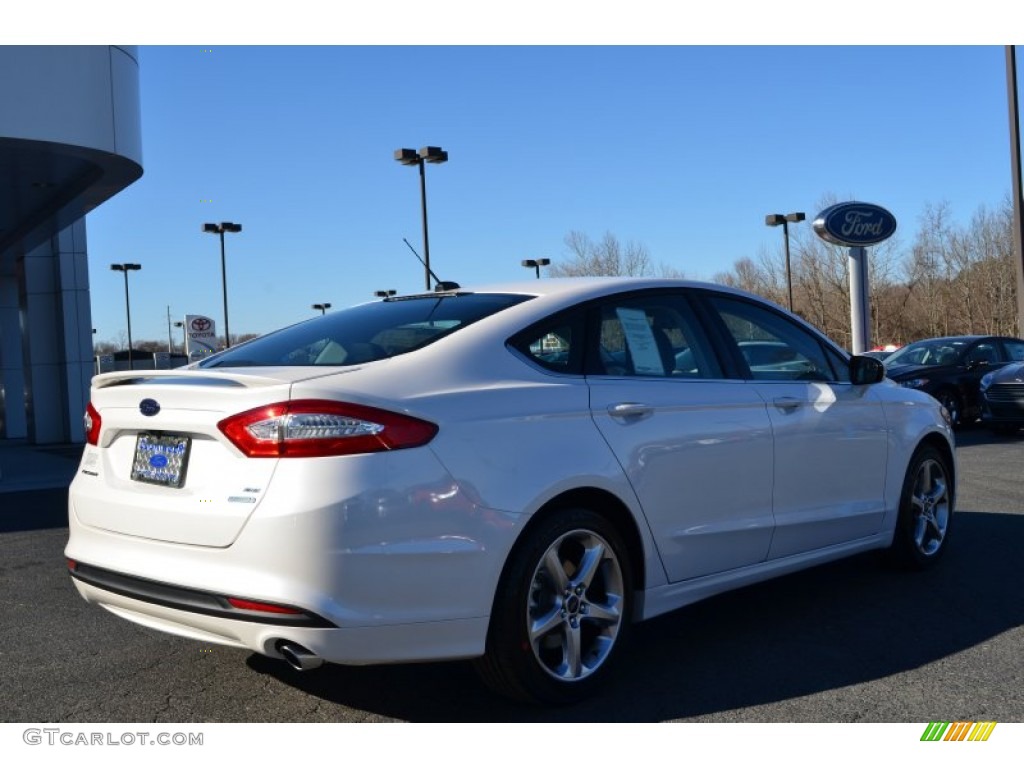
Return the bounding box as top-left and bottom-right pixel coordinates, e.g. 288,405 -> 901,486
81,44 -> 1018,346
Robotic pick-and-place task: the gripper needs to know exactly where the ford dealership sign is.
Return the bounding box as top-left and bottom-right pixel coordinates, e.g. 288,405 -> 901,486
813,202 -> 897,247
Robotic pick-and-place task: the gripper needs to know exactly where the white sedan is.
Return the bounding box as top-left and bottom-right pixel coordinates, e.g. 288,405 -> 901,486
66,278 -> 955,704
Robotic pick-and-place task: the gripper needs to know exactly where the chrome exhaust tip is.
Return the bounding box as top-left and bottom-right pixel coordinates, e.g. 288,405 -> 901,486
276,641 -> 323,671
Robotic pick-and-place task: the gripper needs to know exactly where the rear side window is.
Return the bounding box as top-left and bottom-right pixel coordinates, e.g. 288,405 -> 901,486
591,293 -> 721,379
199,293 -> 531,368
515,322 -> 579,374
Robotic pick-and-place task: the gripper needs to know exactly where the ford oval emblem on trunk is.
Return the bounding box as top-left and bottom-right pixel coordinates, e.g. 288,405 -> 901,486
813,202 -> 897,247
139,398 -> 161,417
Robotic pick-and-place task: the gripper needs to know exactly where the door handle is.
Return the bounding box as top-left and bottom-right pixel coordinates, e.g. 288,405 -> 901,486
608,402 -> 654,419
773,396 -> 801,413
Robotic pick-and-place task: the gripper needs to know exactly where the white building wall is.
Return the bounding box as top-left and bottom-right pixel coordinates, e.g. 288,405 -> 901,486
0,46 -> 142,443
13,221 -> 95,443
0,46 -> 142,164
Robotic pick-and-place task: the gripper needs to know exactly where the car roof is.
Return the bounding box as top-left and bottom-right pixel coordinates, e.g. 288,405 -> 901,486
909,335 -> 987,343
386,277 -> 847,357
897,335 -> 987,347
405,276 -> 778,308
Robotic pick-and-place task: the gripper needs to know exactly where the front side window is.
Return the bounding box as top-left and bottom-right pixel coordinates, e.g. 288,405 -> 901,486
1004,340 -> 1024,362
199,293 -> 532,368
965,342 -> 1000,366
708,296 -> 838,382
825,346 -> 851,383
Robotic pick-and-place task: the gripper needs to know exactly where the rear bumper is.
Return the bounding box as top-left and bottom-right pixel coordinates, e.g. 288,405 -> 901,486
70,577 -> 488,664
65,448 -> 523,665
68,561 -> 335,628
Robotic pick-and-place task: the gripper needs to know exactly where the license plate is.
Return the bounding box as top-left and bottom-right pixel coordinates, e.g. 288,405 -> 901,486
131,433 -> 191,488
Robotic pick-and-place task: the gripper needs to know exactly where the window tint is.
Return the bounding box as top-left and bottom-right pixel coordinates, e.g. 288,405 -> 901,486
826,347 -> 851,383
516,322 -> 578,374
965,342 -> 1000,366
886,339 -> 968,367
592,294 -> 720,378
200,293 -> 531,368
709,296 -> 837,382
1005,340 -> 1024,362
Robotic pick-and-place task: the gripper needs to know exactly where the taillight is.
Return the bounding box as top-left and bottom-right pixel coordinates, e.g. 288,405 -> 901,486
226,597 -> 303,615
84,402 -> 102,445
217,399 -> 438,458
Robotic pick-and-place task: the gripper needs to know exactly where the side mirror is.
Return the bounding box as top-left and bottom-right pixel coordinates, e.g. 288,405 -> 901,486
850,355 -> 885,385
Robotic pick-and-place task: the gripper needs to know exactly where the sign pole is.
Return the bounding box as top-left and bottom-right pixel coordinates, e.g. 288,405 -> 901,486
848,246 -> 870,354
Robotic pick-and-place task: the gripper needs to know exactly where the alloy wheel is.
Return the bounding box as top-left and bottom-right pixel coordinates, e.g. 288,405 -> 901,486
910,457 -> 950,557
526,529 -> 625,682
938,391 -> 961,427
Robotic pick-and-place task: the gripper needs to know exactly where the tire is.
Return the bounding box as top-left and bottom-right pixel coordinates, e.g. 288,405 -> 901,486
888,445 -> 954,569
474,508 -> 633,705
935,390 -> 962,429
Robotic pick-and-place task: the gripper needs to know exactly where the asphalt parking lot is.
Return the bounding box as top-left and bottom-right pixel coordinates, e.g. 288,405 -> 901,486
1,429 -> 1022,723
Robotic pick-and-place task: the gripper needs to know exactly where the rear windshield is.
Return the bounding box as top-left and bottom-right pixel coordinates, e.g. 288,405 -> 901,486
198,293 -> 531,368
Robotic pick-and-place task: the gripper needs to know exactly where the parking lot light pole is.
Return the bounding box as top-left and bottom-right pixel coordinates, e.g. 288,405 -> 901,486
765,212 -> 805,312
312,303 -> 331,315
110,263 -> 142,370
173,320 -> 186,354
521,258 -> 550,279
202,222 -> 242,348
1007,46 -> 1024,337
395,146 -> 448,292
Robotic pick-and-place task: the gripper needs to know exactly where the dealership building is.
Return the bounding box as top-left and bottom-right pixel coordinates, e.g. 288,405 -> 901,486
0,46 -> 142,444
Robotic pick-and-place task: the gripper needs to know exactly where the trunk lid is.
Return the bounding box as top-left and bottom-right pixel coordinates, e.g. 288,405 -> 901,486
71,368 -> 340,547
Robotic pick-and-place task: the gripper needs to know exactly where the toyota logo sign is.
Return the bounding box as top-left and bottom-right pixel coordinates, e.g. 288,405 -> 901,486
190,317 -> 212,332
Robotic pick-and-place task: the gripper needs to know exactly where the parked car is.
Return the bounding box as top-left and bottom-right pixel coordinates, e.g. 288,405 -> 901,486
979,361 -> 1024,435
863,345 -> 900,362
883,335 -> 1024,428
862,350 -> 893,362
66,278 -> 956,704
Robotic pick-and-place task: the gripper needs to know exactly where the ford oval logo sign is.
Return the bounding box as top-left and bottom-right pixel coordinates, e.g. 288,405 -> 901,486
139,398 -> 161,417
813,202 -> 897,247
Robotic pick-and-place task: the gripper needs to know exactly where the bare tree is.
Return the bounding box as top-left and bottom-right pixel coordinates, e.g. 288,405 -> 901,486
656,262 -> 687,278
713,194 -> 1021,347
715,248 -> 784,304
92,339 -> 120,356
959,202 -> 1017,335
549,231 -> 653,277
900,200 -> 1019,339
